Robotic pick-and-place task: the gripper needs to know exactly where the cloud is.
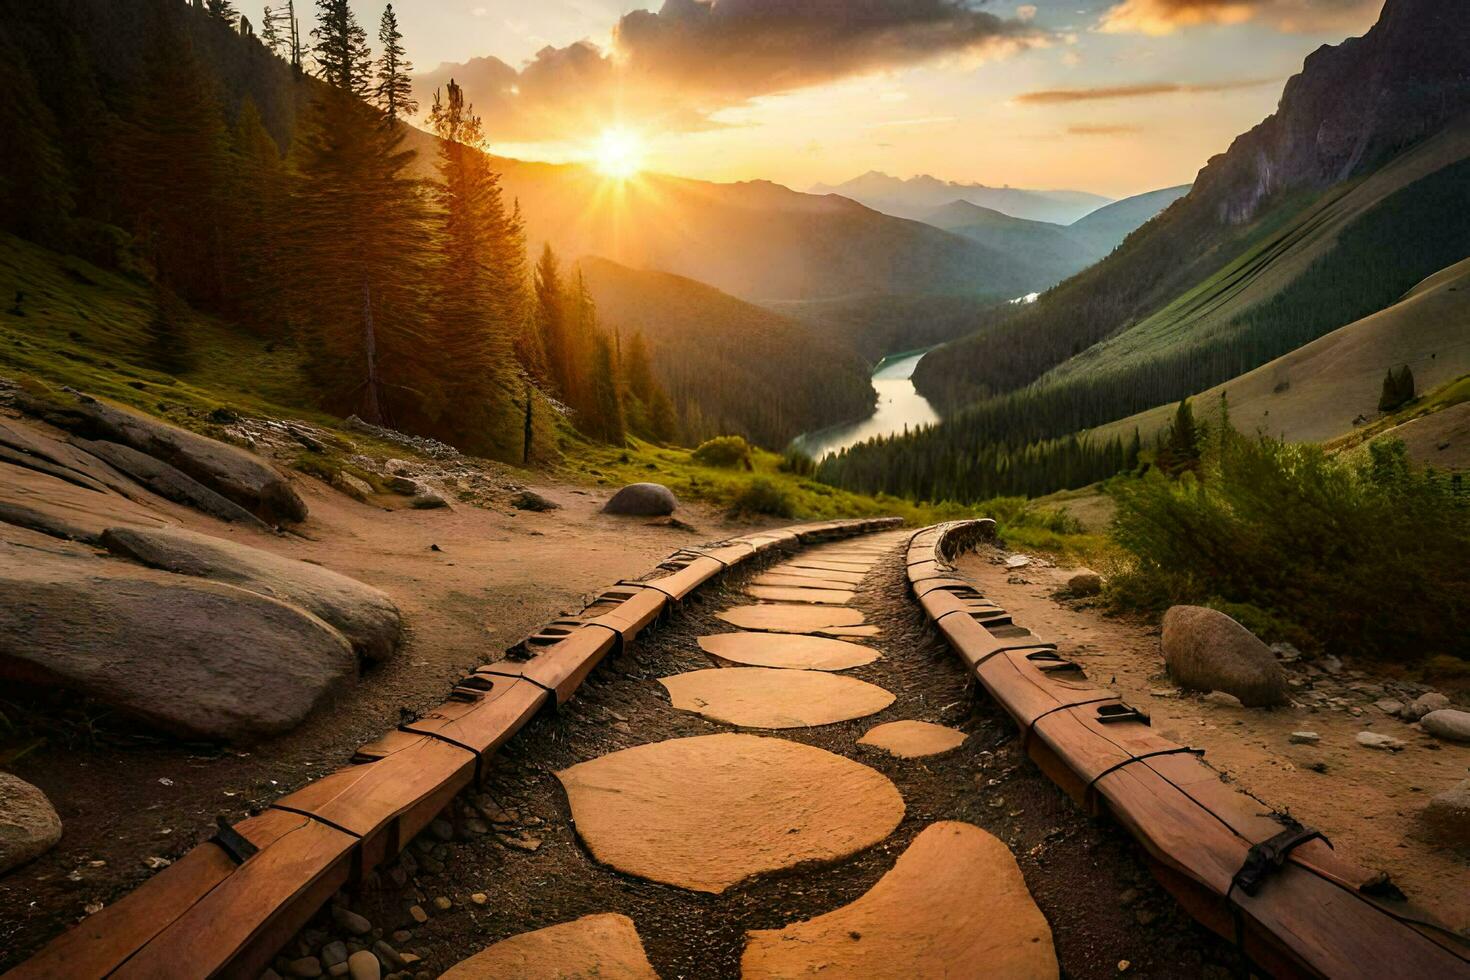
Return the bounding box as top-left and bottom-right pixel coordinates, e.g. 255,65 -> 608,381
1014,77 -> 1277,103
417,0 -> 1044,141
1098,0 -> 1379,35
1067,123 -> 1141,134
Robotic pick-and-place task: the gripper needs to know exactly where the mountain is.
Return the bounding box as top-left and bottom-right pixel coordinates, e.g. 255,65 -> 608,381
920,202 -> 1100,291
576,257 -> 875,447
809,171 -> 1112,225
1088,257 -> 1470,466
913,0 -> 1470,413
1065,185 -> 1191,255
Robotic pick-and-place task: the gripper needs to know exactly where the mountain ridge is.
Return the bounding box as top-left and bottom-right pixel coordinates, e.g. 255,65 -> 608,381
810,171 -> 1112,225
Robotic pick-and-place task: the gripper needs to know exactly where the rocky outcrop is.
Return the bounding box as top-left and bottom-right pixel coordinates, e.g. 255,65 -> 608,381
1160,606 -> 1289,707
25,393 -> 307,524
0,418 -> 141,499
99,525 -> 401,663
0,541 -> 354,741
0,773 -> 62,874
603,483 -> 677,517
73,437 -> 268,529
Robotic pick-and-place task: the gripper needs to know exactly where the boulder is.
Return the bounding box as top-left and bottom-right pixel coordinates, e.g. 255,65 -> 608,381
1066,570 -> 1103,597
602,483 -> 677,517
332,472 -> 373,502
100,525 -> 401,662
1422,780 -> 1470,847
1356,731 -> 1405,752
0,417 -> 142,499
1159,606 -> 1289,707
72,438 -> 267,529
409,490 -> 448,510
1404,692 -> 1451,721
0,773 -> 63,873
510,490 -> 560,512
30,393 -> 306,524
0,543 -> 354,741
0,462 -> 168,543
1421,709 -> 1470,744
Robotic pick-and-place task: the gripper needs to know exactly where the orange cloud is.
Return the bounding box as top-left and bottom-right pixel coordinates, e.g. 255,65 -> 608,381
1067,123 -> 1142,135
1015,77 -> 1278,103
1099,0 -> 1380,35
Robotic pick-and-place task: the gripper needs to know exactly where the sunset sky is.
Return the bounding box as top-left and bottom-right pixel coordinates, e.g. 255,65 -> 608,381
335,0 -> 1384,198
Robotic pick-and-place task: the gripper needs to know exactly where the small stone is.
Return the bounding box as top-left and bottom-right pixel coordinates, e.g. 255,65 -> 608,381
462,817 -> 489,836
286,956 -> 322,979
1374,699 -> 1404,716
1149,688 -> 1178,698
1288,732 -> 1320,744
1066,570 -> 1103,597
1421,709 -> 1470,744
333,472 -> 373,501
1356,731 -> 1404,752
391,931 -> 412,944
408,905 -> 429,924
1404,692 -> 1451,721
1134,908 -> 1158,927
432,896 -> 451,911
332,907 -> 372,936
321,941 -> 348,968
1118,888 -> 1139,907
1422,779 -> 1470,846
470,892 -> 488,906
502,835 -> 542,853
373,941 -> 407,970
346,950 -> 380,980
428,818 -> 454,842
1320,655 -> 1343,675
410,491 -> 448,510
1005,554 -> 1031,569
327,965 -> 349,979
143,856 -> 171,870
1271,643 -> 1301,662
1204,691 -> 1243,708
511,490 -> 560,512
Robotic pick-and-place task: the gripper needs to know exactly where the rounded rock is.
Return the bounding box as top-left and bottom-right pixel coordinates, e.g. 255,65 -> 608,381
1160,606 -> 1288,707
1422,779 -> 1470,846
0,773 -> 63,874
602,483 -> 677,517
1421,709 -> 1470,743
347,950 -> 381,980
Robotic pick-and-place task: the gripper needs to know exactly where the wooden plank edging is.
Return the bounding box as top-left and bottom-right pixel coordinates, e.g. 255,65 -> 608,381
907,520 -> 1470,980
9,517 -> 902,979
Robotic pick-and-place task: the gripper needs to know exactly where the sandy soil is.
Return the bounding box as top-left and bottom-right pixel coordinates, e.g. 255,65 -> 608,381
954,548 -> 1470,934
0,438 -> 766,969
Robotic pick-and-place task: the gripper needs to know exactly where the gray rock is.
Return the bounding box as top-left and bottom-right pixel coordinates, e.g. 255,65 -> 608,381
1355,731 -> 1405,752
327,965 -> 349,979
332,906 -> 373,936
409,491 -> 448,510
1421,709 -> 1470,744
0,773 -> 63,873
602,483 -> 677,517
73,438 -> 268,529
286,956 -> 322,979
31,393 -> 306,523
1288,731 -> 1321,744
1066,570 -> 1103,597
1320,655 -> 1344,675
511,491 -> 560,513
1270,642 -> 1302,662
1422,779 -> 1470,846
1160,606 -> 1289,707
0,543 -> 354,741
321,941 -> 349,967
1204,691 -> 1243,708
333,472 -> 374,502
0,418 -> 141,498
100,526 -> 401,662
1374,699 -> 1405,716
346,950 -> 381,980
373,941 -> 406,970
0,500 -> 99,543
1404,692 -> 1451,721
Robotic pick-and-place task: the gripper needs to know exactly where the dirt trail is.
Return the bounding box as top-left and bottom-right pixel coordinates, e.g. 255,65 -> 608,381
271,532 -> 1241,979
955,548 -> 1470,933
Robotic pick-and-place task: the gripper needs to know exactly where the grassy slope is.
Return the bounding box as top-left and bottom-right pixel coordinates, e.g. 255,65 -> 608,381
1046,121 -> 1470,384
1087,257 -> 1470,456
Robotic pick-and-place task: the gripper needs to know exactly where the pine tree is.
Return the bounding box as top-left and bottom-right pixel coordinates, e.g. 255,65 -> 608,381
288,0 -> 303,70
1156,397 -> 1204,477
147,280 -> 193,374
226,98 -> 289,330
261,5 -> 283,53
587,332 -> 626,445
534,244 -> 573,399
205,0 -> 239,26
374,4 -> 416,121
311,0 -> 371,95
0,22 -> 74,244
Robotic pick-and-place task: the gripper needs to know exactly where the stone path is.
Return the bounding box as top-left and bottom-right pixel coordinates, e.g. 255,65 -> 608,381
442,531 -> 1059,976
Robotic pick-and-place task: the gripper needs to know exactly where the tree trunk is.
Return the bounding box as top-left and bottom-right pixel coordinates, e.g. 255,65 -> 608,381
362,277 -> 382,424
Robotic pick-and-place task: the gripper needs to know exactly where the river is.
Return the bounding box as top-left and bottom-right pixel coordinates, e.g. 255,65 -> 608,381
792,349 -> 940,461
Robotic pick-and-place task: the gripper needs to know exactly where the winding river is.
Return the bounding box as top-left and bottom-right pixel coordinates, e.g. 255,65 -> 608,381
792,349 -> 940,461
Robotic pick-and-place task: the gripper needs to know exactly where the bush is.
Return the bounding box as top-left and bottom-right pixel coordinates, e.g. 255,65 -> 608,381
730,478 -> 796,518
778,448 -> 816,477
1109,434 -> 1469,661
692,435 -> 753,469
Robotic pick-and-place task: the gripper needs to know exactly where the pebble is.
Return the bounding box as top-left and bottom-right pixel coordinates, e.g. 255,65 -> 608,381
408,905 -> 429,924
327,965 -> 349,978
1288,732 -> 1320,744
346,950 -> 381,980
1320,656 -> 1344,675
321,941 -> 349,967
391,930 -> 413,944
1374,699 -> 1404,716
332,907 -> 372,936
1204,691 -> 1243,708
286,956 -> 322,978
373,940 -> 407,970
428,819 -> 454,842
1356,731 -> 1404,752
470,892 -> 488,905
502,835 -> 542,853
432,896 -> 452,911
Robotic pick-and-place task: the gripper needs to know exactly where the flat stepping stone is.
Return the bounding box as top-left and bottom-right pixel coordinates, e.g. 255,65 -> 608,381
698,632 -> 879,671
718,604 -> 866,633
858,720 -> 969,758
822,624 -> 881,638
747,585 -> 856,605
742,821 -> 1058,978
785,559 -> 874,573
440,913 -> 656,979
556,733 -> 904,893
753,573 -> 862,590
761,566 -> 867,585
660,668 -> 895,728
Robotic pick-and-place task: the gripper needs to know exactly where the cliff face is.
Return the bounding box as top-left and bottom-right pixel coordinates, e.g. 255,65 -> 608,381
1194,0 -> 1470,224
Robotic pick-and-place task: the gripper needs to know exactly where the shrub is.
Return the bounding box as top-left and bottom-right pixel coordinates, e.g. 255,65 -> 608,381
692,435 -> 753,469
778,448 -> 816,477
730,478 -> 796,518
1109,433 -> 1469,661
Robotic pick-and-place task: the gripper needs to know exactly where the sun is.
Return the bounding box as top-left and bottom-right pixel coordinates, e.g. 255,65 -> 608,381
593,127 -> 645,180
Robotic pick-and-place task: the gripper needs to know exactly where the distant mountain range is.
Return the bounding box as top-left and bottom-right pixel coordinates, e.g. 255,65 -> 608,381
809,172 -> 1113,225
